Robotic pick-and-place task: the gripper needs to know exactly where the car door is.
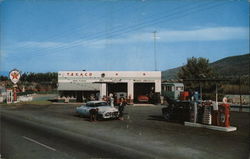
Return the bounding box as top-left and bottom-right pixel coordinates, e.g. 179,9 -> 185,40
84,106 -> 90,116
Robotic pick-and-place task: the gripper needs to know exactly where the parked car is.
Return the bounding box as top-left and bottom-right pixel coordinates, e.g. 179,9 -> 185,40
162,98 -> 191,123
76,101 -> 119,119
137,95 -> 149,103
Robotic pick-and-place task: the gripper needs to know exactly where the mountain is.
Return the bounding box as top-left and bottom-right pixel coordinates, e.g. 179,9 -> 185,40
162,67 -> 181,80
211,53 -> 250,76
162,53 -> 250,80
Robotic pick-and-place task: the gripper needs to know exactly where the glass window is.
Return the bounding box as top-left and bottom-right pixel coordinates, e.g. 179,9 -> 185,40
86,102 -> 95,107
95,102 -> 108,106
176,86 -> 184,91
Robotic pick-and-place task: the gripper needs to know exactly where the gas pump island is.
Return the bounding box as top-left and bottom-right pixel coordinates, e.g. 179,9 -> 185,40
162,79 -> 237,132
8,69 -> 21,104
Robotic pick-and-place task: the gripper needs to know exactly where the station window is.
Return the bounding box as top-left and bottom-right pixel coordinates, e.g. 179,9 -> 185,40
176,86 -> 184,91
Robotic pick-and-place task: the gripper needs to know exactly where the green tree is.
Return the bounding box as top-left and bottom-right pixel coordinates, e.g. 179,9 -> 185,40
0,75 -> 8,81
178,57 -> 219,100
178,57 -> 216,80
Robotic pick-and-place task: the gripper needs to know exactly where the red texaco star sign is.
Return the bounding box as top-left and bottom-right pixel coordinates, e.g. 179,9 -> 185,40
11,72 -> 19,79
9,69 -> 21,84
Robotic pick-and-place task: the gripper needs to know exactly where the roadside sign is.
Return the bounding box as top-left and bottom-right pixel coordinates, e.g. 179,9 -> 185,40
9,69 -> 21,84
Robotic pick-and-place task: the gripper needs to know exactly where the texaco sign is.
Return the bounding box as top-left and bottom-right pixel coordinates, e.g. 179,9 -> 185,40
9,69 -> 21,84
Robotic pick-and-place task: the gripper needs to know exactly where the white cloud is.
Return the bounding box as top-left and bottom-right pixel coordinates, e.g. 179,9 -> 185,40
157,27 -> 249,42
17,41 -> 67,48
115,26 -> 249,43
15,26 -> 249,50
86,26 -> 249,46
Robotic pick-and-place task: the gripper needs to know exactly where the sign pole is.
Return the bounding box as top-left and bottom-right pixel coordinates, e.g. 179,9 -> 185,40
13,84 -> 17,102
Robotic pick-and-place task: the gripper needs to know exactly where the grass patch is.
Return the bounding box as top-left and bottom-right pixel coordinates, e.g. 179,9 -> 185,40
0,100 -> 52,107
19,100 -> 52,105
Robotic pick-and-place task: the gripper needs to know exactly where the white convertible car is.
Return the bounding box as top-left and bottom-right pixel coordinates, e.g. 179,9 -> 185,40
76,101 -> 119,119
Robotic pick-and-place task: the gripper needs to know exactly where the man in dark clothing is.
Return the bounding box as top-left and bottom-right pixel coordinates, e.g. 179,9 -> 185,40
89,108 -> 98,122
118,98 -> 126,120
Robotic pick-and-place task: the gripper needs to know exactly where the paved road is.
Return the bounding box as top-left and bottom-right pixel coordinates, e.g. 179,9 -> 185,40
1,104 -> 249,159
1,115 -> 149,159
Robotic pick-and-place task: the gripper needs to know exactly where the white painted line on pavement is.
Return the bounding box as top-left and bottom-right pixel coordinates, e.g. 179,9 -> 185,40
22,136 -> 56,151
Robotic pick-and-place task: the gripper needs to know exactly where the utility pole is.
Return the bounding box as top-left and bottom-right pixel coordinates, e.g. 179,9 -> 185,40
153,31 -> 157,71
239,75 -> 242,112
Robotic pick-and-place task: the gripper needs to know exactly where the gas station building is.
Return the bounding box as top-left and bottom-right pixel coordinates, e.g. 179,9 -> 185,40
58,71 -> 161,103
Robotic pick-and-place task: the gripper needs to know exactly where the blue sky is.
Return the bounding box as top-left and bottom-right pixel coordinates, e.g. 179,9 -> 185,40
0,0 -> 249,74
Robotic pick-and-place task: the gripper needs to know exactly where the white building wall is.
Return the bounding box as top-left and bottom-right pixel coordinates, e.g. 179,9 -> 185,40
58,71 -> 161,102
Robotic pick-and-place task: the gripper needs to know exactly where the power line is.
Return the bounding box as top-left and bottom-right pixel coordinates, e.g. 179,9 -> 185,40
15,2 -> 208,54
20,1 -> 227,58
15,2 -> 149,51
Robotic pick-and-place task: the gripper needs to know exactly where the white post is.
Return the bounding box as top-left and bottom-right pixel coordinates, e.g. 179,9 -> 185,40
215,83 -> 218,107
155,80 -> 161,93
100,83 -> 107,100
127,81 -> 134,103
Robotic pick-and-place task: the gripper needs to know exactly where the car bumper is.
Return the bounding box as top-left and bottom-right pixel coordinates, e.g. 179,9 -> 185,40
99,111 -> 119,119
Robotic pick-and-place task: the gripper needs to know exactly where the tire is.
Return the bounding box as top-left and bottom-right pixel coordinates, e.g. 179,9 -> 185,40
163,111 -> 171,121
162,108 -> 172,121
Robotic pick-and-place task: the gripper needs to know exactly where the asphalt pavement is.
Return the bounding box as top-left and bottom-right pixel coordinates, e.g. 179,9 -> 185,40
0,104 -> 249,159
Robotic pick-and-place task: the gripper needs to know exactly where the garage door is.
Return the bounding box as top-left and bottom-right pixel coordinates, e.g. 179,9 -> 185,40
134,83 -> 155,103
107,83 -> 127,95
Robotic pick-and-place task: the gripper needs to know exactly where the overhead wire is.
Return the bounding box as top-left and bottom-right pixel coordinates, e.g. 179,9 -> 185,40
16,1 -> 103,48
20,1 -> 227,58
16,1 -> 148,51
16,1 -> 196,53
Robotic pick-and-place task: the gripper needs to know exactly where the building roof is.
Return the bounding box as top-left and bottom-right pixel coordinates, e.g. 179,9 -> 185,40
162,82 -> 184,86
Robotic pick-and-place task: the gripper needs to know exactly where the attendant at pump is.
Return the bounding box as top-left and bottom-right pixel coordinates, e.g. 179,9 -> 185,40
118,98 -> 126,120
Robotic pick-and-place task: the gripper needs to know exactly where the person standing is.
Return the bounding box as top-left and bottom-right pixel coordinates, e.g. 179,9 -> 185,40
89,108 -> 98,122
118,98 -> 126,120
110,95 -> 114,107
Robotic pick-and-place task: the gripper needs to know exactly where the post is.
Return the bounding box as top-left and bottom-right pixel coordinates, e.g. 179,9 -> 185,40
100,83 -> 107,100
215,83 -> 218,104
199,81 -> 202,100
239,75 -> 242,112
127,81 -> 134,104
13,85 -> 17,102
153,31 -> 157,71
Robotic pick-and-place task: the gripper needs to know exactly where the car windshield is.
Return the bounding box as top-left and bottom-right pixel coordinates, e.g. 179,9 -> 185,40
86,102 -> 95,107
95,102 -> 108,107
86,102 -> 108,107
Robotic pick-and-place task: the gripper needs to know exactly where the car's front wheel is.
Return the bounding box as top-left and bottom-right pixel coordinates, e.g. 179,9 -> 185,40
163,111 -> 171,120
162,108 -> 172,121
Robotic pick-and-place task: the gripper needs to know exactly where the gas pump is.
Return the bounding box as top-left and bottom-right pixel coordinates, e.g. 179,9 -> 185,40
218,103 -> 230,127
